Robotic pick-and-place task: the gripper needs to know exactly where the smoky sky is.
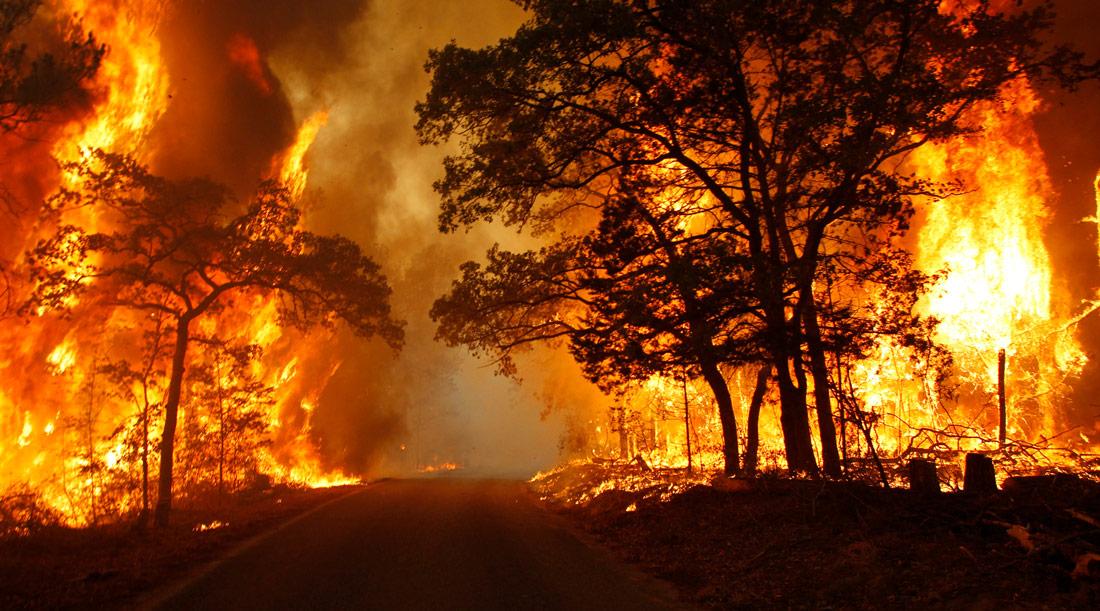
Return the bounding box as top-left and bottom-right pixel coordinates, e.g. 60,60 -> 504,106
1037,0 -> 1100,422
138,0 -> 595,478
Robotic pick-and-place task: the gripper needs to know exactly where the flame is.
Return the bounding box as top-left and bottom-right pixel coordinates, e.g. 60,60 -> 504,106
0,2 -> 358,527
419,462 -> 461,474
53,0 -> 169,179
1094,171 -> 1100,261
574,4 -> 1096,483
47,339 -> 77,375
275,110 -> 329,199
194,519 -> 227,532
17,412 -> 33,448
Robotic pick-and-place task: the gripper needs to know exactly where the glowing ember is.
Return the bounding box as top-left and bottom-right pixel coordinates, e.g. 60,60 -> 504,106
194,520 -> 227,533
419,462 -> 461,474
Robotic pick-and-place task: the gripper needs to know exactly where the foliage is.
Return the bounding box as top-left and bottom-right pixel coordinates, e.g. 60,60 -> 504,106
178,341 -> 272,497
24,150 -> 403,525
0,0 -> 104,132
419,0 -> 1096,475
27,151 -> 404,346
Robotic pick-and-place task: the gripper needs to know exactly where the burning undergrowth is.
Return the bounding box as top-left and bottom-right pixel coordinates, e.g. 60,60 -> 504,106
0,0 -> 403,529
531,460 -> 713,510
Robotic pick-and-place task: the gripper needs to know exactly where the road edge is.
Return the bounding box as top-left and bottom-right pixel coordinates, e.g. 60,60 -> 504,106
134,484 -> 370,610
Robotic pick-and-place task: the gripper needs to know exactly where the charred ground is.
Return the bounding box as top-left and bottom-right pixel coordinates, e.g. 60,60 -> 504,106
0,485 -> 353,610
536,463 -> 1100,609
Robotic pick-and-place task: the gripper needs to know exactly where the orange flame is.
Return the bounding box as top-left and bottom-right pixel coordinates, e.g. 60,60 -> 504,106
0,2 -> 357,525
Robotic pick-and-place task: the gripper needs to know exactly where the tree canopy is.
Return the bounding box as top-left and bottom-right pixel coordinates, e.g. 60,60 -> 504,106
419,0 -> 1097,476
27,151 -> 403,525
1,0 -> 103,132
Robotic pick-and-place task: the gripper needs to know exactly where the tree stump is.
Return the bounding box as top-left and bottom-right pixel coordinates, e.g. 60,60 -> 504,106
963,453 -> 997,494
908,459 -> 940,494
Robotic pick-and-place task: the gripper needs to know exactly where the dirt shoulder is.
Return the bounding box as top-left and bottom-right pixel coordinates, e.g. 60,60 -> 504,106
535,464 -> 1100,610
0,485 -> 358,610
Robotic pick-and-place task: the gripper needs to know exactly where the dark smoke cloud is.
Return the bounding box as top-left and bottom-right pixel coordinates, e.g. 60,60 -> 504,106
149,0 -> 364,193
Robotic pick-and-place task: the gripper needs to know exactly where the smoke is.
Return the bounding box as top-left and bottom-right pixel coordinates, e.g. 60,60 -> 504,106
1038,0 -> 1100,426
207,0 -> 1100,466
137,0 -> 607,478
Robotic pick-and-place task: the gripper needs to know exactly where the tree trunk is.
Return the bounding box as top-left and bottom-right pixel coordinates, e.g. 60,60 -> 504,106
699,360 -> 740,476
616,406 -> 628,459
140,388 -> 149,521
803,300 -> 841,477
771,349 -> 818,474
908,459 -> 941,494
744,364 -> 771,475
761,292 -> 818,475
154,317 -> 190,527
964,453 -> 997,494
216,356 -> 225,495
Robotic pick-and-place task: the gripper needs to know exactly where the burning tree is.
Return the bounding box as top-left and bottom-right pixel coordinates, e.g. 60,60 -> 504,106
0,0 -> 103,133
177,341 -> 273,498
418,0 -> 1096,476
1,0 -> 103,311
26,151 -> 404,526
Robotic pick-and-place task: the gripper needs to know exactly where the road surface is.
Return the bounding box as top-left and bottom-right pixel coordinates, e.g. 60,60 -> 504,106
153,479 -> 685,610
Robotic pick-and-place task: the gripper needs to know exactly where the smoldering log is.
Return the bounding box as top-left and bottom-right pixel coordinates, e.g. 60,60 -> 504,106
963,453 -> 997,493
908,459 -> 941,494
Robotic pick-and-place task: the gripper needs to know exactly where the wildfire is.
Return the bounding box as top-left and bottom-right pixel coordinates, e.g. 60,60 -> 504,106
572,5 -> 1098,485
419,462 -> 461,474
53,0 -> 169,178
0,1 -> 360,527
47,339 -> 77,375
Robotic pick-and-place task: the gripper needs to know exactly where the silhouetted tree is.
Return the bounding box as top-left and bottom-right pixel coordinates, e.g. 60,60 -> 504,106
418,0 -> 1096,475
0,0 -> 103,311
1,0 -> 103,132
26,151 -> 404,526
433,182 -> 764,474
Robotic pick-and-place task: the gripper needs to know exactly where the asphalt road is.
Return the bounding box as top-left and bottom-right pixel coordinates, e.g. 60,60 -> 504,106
153,479 -> 685,610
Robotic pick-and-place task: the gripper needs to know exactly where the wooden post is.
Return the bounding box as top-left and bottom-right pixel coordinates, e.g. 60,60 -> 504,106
963,453 -> 997,493
908,459 -> 941,494
998,348 -> 1007,447
682,377 -> 693,473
